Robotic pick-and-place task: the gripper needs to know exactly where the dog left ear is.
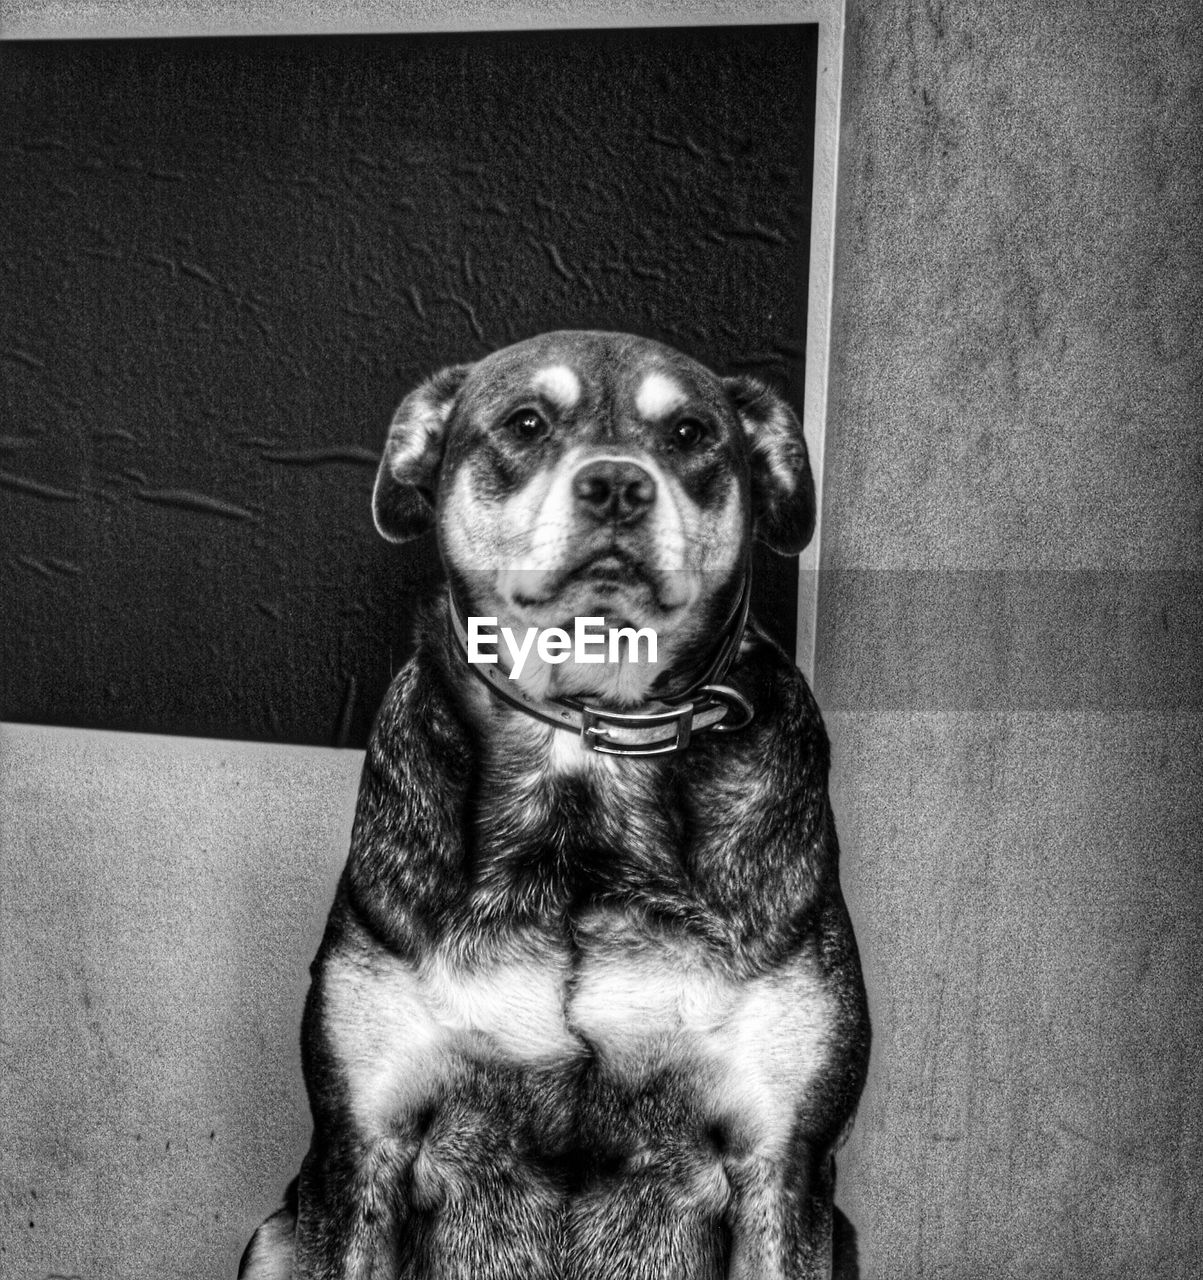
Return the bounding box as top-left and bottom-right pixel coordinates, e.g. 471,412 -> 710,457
724,376 -> 816,555
372,364 -> 472,543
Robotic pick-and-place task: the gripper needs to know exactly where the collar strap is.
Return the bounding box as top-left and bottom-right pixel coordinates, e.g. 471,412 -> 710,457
661,566 -> 753,702
446,583 -> 754,757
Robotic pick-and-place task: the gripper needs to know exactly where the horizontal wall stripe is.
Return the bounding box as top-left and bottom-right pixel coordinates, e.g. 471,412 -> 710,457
815,571 -> 1203,711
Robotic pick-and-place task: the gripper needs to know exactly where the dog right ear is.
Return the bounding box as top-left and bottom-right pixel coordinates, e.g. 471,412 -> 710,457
724,375 -> 816,556
372,364 -> 472,543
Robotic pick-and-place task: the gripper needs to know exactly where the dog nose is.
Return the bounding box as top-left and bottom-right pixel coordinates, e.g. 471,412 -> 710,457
572,459 -> 657,525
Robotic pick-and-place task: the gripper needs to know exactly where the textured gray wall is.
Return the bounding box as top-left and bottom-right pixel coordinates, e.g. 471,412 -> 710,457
0,725 -> 359,1277
822,2 -> 1203,1277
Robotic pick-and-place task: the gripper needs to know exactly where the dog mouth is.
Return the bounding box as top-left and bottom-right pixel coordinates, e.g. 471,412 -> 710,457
572,549 -> 645,586
506,546 -> 676,613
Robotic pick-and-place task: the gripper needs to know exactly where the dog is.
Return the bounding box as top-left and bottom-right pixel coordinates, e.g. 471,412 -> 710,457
241,330 -> 870,1279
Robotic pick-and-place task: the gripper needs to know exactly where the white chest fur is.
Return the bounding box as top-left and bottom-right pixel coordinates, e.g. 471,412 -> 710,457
326,916 -> 834,1160
324,940 -> 580,1137
568,916 -> 836,1159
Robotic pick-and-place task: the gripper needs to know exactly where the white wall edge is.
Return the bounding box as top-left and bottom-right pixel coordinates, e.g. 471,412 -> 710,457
3,1 -> 831,39
794,0 -> 844,684
0,717 -> 365,762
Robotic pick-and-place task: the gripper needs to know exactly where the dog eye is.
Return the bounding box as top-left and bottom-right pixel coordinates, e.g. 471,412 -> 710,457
503,409 -> 550,443
669,418 -> 707,451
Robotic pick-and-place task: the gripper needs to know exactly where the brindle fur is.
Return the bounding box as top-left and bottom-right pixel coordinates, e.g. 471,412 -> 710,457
242,332 -> 869,1280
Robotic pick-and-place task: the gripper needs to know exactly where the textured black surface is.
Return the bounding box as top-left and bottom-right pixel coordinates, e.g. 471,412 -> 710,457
0,27 -> 817,746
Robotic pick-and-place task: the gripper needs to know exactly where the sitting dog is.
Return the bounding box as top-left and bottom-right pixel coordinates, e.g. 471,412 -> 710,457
241,330 -> 869,1279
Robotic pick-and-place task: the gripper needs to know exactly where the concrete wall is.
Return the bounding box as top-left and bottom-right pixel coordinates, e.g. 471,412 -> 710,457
821,1 -> 1203,1277
1,1 -> 1200,1278
0,726 -> 358,1276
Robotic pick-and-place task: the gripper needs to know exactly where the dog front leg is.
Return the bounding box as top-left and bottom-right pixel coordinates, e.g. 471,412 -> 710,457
239,1179 -> 298,1280
241,1140 -> 409,1280
292,1134 -> 414,1280
726,1148 -> 836,1280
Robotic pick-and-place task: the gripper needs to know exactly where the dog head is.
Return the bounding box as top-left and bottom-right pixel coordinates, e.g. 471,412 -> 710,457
373,331 -> 814,705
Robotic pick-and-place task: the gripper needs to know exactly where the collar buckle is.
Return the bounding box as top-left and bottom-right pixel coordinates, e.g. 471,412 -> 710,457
579,702 -> 694,757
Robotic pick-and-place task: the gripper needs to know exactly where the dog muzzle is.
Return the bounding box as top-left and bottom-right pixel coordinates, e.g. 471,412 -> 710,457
446,580 -> 755,757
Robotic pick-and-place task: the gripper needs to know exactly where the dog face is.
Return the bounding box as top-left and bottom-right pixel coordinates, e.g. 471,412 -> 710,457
373,331 -> 814,703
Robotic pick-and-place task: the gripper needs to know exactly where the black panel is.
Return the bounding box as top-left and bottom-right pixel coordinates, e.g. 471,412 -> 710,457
0,27 -> 818,746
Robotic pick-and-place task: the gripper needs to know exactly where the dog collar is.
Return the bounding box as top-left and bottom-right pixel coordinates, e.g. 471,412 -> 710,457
446,579 -> 754,758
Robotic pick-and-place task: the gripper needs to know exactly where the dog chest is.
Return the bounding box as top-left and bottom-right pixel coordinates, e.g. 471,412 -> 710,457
566,918 -> 838,1159
322,939 -> 582,1137
322,911 -> 836,1159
